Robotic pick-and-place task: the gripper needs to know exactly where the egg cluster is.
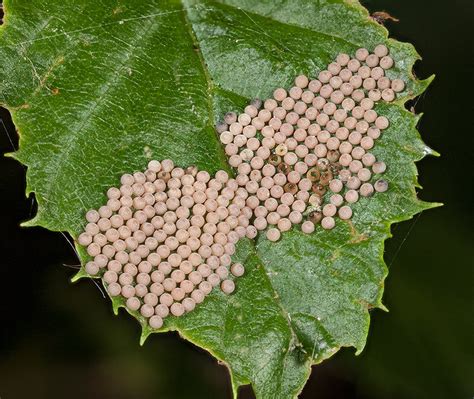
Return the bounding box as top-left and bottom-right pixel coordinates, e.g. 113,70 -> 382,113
78,45 -> 400,328
216,45 -> 398,239
78,160 -> 246,329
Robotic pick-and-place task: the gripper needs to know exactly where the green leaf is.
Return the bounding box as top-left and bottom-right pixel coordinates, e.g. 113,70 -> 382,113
0,0 -> 438,397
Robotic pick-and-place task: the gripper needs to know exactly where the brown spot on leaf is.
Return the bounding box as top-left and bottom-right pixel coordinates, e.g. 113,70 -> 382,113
330,249 -> 341,262
11,103 -> 30,111
32,55 -> 65,95
356,298 -> 375,310
371,11 -> 399,25
346,221 -> 369,243
51,88 -> 60,95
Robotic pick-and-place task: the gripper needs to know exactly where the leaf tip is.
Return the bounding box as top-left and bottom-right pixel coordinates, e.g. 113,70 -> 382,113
111,298 -> 122,315
140,329 -> 151,346
428,201 -> 443,209
20,217 -> 38,228
426,146 -> 441,158
378,302 -> 389,312
71,269 -> 86,282
424,73 -> 436,86
4,151 -> 17,160
354,347 -> 364,356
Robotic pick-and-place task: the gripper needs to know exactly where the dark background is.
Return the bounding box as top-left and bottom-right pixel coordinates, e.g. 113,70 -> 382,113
1,0 -> 473,398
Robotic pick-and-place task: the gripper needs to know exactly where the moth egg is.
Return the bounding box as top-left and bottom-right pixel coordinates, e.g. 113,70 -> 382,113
273,88 -> 287,102
266,228 -> 281,242
126,297 -> 141,311
191,289 -> 206,304
336,53 -> 350,66
230,263 -> 245,277
301,221 -> 315,234
170,303 -> 185,317
374,179 -> 389,192
149,315 -> 163,329
372,161 -> 387,174
295,75 -> 309,88
85,210 -> 100,223
78,233 -> 92,246
338,206 -> 353,220
155,304 -> 170,318
355,48 -> 369,61
221,280 -> 235,295
85,261 -> 99,275
321,216 -> 335,230
359,183 -> 375,197
380,56 -> 394,69
374,44 -> 389,57
391,79 -> 405,93
183,298 -> 196,312
107,282 -> 121,297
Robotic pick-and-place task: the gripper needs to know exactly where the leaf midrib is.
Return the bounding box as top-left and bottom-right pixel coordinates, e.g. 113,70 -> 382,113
181,0 -> 307,359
